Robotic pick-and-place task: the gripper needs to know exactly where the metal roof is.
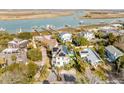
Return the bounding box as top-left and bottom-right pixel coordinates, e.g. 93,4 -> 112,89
105,45 -> 123,58
2,48 -> 18,53
86,48 -> 101,65
59,32 -> 72,37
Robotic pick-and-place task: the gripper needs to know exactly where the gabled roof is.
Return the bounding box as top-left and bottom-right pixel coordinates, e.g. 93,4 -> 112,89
80,48 -> 102,65
2,48 -> 19,53
59,32 -> 72,37
105,45 -> 123,58
8,39 -> 28,45
19,40 -> 28,44
86,48 -> 101,64
52,45 -> 69,57
8,41 -> 18,44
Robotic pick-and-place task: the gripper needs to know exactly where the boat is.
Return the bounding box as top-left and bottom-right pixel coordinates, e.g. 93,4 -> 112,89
79,20 -> 84,25
0,27 -> 6,31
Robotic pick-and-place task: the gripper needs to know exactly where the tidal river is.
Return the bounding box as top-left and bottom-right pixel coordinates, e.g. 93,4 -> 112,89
0,10 -> 124,33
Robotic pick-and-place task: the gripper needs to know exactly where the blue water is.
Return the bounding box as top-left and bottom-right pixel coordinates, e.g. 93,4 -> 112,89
0,11 -> 124,33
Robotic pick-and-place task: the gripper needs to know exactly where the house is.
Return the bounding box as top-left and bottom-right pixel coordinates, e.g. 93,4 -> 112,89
79,31 -> 95,41
111,24 -> 122,28
59,32 -> 72,43
52,45 -> 74,67
100,29 -> 119,36
1,48 -> 27,65
2,48 -> 19,54
33,35 -> 58,49
8,39 -> 28,48
0,39 -> 28,66
98,25 -> 124,36
79,48 -> 102,66
105,45 -> 124,62
99,26 -> 114,30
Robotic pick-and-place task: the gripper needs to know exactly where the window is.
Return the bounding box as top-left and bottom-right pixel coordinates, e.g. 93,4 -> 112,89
62,57 -> 64,60
53,61 -> 56,64
57,62 -> 60,64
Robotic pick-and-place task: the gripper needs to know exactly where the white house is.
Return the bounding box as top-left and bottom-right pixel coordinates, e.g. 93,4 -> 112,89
79,48 -> 89,58
8,39 -> 28,48
59,32 -> 72,43
52,45 -> 73,67
111,24 -> 123,28
79,31 -> 95,41
79,48 -> 102,66
99,26 -> 113,30
105,45 -> 124,62
2,48 -> 19,54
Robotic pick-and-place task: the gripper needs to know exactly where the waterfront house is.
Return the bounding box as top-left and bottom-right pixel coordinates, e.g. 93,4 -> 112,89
79,31 -> 95,41
111,23 -> 122,28
52,45 -> 74,67
99,28 -> 122,36
105,45 -> 124,62
0,39 -> 28,66
33,35 -> 58,49
8,39 -> 28,48
79,48 -> 102,66
98,25 -> 123,36
1,48 -> 27,65
99,26 -> 114,30
59,32 -> 72,43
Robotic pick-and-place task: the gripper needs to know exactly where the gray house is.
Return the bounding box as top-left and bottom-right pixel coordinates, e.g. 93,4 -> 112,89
105,45 -> 124,62
79,31 -> 95,41
0,39 -> 28,66
52,45 -> 74,67
8,39 -> 28,48
79,48 -> 102,67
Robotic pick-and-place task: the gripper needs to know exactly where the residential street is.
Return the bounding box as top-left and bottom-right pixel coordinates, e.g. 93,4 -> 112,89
85,68 -> 104,84
34,46 -> 48,81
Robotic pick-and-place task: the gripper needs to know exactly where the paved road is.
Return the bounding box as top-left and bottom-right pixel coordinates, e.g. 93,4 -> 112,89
85,68 -> 103,84
107,72 -> 120,84
47,70 -> 57,82
34,46 -> 47,66
41,46 -> 47,66
34,46 -> 47,80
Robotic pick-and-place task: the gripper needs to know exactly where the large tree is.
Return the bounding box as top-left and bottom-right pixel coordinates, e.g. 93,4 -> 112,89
117,56 -> 124,72
11,54 -> 17,63
75,36 -> 89,46
97,45 -> 105,58
26,62 -> 38,80
27,48 -> 42,61
108,33 -> 116,44
95,31 -> 104,39
17,32 -> 33,40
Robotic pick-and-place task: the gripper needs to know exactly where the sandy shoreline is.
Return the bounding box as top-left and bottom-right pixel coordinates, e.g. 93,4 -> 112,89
81,10 -> 124,19
0,10 -> 73,20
